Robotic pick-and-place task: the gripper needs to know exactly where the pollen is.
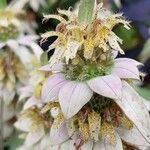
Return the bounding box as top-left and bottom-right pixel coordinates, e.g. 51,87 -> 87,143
88,111 -> 101,141
120,116 -> 134,130
100,122 -> 116,145
78,119 -> 90,142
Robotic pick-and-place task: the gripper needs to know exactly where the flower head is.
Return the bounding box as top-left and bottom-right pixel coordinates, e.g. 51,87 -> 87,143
15,1 -> 150,149
41,3 -> 130,66
39,1 -> 150,149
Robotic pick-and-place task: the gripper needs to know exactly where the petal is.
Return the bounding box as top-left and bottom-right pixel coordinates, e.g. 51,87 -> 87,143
117,126 -> 150,147
65,40 -> 81,63
4,123 -> 14,139
40,134 -> 51,150
108,33 -> 124,54
25,128 -> 45,146
143,99 -> 150,111
115,58 -> 142,66
114,81 -> 150,144
111,50 -> 118,59
41,73 -> 67,102
23,96 -> 40,110
7,40 -> 33,65
50,121 -> 69,145
93,132 -> 123,150
69,139 -> 94,150
112,59 -> 140,80
88,74 -> 122,99
18,35 -> 38,46
3,89 -> 15,105
59,81 -> 93,118
39,63 -> 64,72
14,118 -> 32,132
30,42 -> 43,60
18,85 -> 33,101
3,104 -> 15,122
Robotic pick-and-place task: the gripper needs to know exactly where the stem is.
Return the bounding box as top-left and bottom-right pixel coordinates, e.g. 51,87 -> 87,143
0,0 -> 7,9
0,97 -> 4,150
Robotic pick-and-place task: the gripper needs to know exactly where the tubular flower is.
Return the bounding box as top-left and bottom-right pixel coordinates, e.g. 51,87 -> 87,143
0,3 -> 43,104
18,56 -> 50,110
0,6 -> 43,66
15,108 -> 46,147
0,50 -> 27,104
39,2 -> 150,150
41,3 -> 130,65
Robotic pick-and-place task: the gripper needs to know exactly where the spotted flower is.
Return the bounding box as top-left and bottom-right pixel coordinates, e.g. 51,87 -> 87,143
41,3 -> 130,66
15,108 -> 45,147
0,5 -> 42,66
0,3 -> 43,104
0,50 -> 28,104
18,57 -> 49,110
40,1 -> 150,149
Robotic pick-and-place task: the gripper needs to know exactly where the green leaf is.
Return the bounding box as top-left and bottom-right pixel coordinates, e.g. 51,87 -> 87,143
0,0 -> 7,9
139,39 -> 150,62
78,0 -> 95,25
40,52 -> 48,65
136,86 -> 150,101
5,131 -> 24,150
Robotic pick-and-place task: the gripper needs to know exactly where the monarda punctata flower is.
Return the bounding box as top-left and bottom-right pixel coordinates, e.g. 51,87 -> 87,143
0,2 -> 43,104
16,1 -> 150,150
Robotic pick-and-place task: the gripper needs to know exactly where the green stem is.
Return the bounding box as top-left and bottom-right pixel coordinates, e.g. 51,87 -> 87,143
0,0 -> 7,9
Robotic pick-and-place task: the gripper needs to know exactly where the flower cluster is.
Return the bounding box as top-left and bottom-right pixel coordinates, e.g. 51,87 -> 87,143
0,1 -> 43,142
0,4 -> 43,105
15,2 -> 150,150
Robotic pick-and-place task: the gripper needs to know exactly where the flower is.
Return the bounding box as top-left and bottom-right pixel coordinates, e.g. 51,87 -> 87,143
0,5 -> 43,66
39,82 -> 150,149
41,57 -> 142,119
0,4 -> 43,104
0,50 -> 28,104
15,108 -> 45,147
18,58 -> 49,110
39,2 -> 150,149
41,3 -> 130,66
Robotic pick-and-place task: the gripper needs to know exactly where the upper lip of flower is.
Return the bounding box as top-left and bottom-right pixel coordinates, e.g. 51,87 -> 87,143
41,4 -> 130,66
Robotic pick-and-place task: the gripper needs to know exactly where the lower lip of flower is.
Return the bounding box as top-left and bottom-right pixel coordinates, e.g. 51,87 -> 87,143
0,24 -> 19,42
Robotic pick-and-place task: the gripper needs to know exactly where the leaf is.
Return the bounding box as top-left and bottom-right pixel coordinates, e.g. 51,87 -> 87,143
0,0 -> 7,9
140,39 -> 150,62
78,0 -> 95,25
40,52 -> 48,65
